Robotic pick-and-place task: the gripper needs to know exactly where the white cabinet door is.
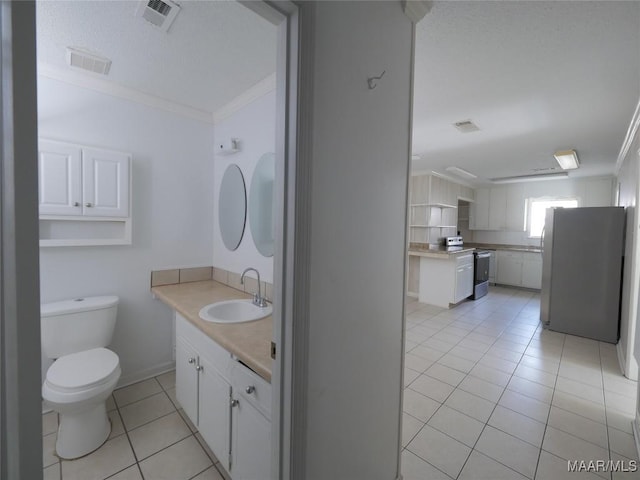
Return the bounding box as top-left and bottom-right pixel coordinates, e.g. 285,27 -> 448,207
505,184 -> 525,231
175,336 -> 199,425
38,140 -> 83,216
488,251 -> 497,284
454,264 -> 474,303
522,253 -> 543,289
232,396 -> 271,480
198,355 -> 232,473
496,251 -> 523,286
470,189 -> 490,230
82,148 -> 130,217
489,187 -> 507,230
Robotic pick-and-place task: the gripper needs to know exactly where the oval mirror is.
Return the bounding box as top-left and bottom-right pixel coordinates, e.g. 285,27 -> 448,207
249,153 -> 275,257
219,164 -> 246,251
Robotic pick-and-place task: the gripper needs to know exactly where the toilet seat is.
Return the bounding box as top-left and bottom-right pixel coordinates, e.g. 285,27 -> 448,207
44,348 -> 120,405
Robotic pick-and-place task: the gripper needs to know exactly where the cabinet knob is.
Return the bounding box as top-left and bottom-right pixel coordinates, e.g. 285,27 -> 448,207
196,365 -> 204,372
231,399 -> 240,407
85,202 -> 93,207
73,202 -> 80,207
245,386 -> 255,394
188,357 -> 195,364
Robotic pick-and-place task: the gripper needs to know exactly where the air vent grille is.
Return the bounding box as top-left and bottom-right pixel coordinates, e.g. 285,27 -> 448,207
453,120 -> 480,133
135,0 -> 181,32
148,0 -> 172,16
66,48 -> 112,75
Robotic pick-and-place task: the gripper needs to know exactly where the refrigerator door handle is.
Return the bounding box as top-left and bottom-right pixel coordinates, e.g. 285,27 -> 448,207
540,226 -> 545,252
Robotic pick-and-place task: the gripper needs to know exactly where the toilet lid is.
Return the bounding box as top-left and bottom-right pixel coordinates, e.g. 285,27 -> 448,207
47,348 -> 119,390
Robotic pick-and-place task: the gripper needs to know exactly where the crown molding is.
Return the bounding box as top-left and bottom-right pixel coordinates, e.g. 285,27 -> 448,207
212,73 -> 276,125
615,96 -> 640,176
37,62 -> 215,124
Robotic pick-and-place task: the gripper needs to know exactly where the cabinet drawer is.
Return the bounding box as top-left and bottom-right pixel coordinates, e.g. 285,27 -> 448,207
231,361 -> 271,419
455,253 -> 474,268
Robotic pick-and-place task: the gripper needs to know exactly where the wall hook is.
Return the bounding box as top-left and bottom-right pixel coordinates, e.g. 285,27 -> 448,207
367,70 -> 386,90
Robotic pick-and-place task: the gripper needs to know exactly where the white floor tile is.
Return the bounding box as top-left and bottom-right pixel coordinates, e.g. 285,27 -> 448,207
445,389 -> 497,423
458,375 -> 505,402
119,392 -> 176,431
403,388 -> 440,422
437,353 -> 476,373
470,364 -> 513,387
402,412 -> 425,447
542,426 -> 610,479
535,450 -> 603,480
61,434 -> 136,480
407,424 -> 471,478
425,363 -> 467,387
459,450 -> 528,480
113,378 -> 163,408
551,391 -> 606,425
401,450 -> 453,480
475,426 -> 540,479
138,436 -> 212,480
499,389 -> 551,423
427,405 -> 485,447
608,427 -> 639,460
548,406 -> 608,448
488,405 -> 546,447
409,374 -> 455,403
555,377 -> 605,406
514,364 -> 557,388
507,375 -> 554,404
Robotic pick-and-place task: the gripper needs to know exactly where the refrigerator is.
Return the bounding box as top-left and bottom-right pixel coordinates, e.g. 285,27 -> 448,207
540,206 -> 625,343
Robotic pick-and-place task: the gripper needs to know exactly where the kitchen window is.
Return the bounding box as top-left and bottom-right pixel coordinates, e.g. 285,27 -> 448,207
527,197 -> 578,238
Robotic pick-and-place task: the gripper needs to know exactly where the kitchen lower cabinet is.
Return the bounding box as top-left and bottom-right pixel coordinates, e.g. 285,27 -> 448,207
175,313 -> 271,479
496,250 -> 542,289
419,253 -> 474,308
522,253 -> 543,289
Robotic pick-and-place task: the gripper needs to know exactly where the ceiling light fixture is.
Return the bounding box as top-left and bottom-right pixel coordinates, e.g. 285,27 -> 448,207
554,149 -> 580,170
445,166 -> 477,179
491,172 -> 569,184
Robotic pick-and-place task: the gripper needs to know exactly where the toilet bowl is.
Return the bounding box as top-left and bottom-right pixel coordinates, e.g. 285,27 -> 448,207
43,348 -> 121,459
41,296 -> 121,459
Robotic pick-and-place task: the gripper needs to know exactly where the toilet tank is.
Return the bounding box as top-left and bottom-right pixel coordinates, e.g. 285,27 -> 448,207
41,296 -> 119,359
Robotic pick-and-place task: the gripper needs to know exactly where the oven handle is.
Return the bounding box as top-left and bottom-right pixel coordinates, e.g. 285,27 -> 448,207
475,252 -> 491,259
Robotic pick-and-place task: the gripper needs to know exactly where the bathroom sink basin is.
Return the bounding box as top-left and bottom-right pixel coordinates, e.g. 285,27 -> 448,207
199,299 -> 272,324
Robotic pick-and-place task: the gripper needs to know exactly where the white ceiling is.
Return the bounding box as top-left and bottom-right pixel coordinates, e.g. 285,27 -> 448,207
413,1 -> 640,184
36,0 -> 277,115
36,1 -> 640,185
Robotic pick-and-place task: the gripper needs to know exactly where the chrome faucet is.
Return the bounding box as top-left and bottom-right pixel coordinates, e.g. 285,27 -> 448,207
240,267 -> 268,308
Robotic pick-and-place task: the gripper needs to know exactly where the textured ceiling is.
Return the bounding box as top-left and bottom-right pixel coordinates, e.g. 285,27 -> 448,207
412,1 -> 640,184
36,1 -> 640,184
36,0 -> 277,114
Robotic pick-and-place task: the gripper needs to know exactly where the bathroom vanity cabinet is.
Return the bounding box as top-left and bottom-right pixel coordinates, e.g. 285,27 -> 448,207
175,313 -> 271,478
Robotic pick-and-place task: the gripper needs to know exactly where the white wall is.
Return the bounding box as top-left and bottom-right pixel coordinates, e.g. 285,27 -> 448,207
300,3 -> 412,479
212,90 -> 275,283
38,77 -> 214,385
472,177 -> 614,246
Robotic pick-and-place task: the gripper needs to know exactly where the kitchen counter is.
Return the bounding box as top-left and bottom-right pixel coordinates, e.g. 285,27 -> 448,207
152,280 -> 272,382
408,245 -> 476,259
465,242 -> 542,253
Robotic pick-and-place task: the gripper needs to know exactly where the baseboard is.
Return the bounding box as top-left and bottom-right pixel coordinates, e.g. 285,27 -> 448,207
406,291 -> 418,298
617,341 -> 628,377
632,416 -> 640,462
116,361 -> 176,389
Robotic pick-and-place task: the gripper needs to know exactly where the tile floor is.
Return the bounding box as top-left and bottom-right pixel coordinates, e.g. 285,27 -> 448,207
42,285 -> 640,480
403,286 -> 640,480
42,370 -> 229,480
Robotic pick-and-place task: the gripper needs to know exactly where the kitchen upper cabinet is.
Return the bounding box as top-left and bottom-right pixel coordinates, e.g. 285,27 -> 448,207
505,184 -> 525,231
488,187 -> 507,230
470,188 -> 490,230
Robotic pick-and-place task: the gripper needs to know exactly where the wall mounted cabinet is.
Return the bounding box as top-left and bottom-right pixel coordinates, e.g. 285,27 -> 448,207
175,314 -> 271,478
38,139 -> 132,246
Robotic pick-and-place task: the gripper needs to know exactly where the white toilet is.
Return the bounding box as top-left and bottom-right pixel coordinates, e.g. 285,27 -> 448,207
41,296 -> 121,459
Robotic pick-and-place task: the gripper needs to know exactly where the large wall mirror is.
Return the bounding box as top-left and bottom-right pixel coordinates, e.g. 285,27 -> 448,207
249,153 -> 275,257
219,164 -> 246,251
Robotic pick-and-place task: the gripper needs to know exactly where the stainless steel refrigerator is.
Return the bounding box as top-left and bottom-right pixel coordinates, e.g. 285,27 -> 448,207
540,206 -> 625,343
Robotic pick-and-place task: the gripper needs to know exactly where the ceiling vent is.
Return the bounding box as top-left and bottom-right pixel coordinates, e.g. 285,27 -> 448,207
135,0 -> 181,32
66,48 -> 112,75
453,120 -> 480,133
